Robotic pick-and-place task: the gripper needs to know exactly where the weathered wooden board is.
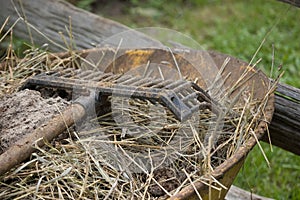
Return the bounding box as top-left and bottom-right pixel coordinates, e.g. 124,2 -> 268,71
278,0 -> 300,7
262,83 -> 300,155
226,185 -> 274,200
0,0 -> 299,157
0,0 -> 160,51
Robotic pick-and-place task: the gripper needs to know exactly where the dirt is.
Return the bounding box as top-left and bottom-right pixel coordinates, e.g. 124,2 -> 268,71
0,89 -> 70,154
148,167 -> 186,197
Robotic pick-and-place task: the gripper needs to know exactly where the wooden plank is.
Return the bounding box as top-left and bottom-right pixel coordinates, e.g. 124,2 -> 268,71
226,185 -> 274,200
262,83 -> 300,155
277,0 -> 300,7
0,0 -> 160,52
0,0 -> 300,156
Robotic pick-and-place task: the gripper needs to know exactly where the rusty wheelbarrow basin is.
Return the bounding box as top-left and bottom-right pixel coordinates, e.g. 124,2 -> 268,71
0,47 -> 274,200
73,47 -> 274,199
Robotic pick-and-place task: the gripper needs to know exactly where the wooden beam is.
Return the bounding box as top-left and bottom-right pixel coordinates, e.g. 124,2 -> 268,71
0,0 -> 160,52
277,0 -> 300,7
226,185 -> 274,200
262,83 -> 300,155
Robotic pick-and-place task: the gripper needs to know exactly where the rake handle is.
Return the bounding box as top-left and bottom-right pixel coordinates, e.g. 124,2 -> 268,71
0,103 -> 86,176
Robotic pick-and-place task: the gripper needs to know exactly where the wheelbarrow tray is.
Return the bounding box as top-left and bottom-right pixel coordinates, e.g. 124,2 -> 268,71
0,47 -> 274,200
72,47 -> 274,199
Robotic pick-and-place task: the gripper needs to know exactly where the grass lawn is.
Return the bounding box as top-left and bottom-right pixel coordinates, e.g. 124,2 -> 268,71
85,0 -> 300,199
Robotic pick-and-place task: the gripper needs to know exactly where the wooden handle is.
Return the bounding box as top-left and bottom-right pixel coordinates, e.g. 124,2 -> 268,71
0,103 -> 86,176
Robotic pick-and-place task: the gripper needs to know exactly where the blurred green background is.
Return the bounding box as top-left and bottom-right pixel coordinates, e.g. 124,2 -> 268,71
79,0 -> 300,199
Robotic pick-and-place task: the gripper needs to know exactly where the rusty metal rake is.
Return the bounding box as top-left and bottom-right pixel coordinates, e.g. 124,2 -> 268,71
22,68 -> 216,121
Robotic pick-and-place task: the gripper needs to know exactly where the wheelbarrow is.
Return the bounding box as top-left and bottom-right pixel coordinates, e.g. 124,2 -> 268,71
0,47 -> 275,199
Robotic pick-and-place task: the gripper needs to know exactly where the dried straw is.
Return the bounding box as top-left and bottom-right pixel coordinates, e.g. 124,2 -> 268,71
0,22 -> 277,199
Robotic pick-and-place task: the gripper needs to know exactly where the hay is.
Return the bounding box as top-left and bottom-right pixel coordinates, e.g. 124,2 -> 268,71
0,22 -> 278,199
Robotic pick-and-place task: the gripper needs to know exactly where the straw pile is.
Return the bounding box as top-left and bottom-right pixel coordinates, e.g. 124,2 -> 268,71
0,28 -> 276,200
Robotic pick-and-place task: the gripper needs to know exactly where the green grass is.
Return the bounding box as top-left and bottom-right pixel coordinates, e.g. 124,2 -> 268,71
92,0 -> 300,199
237,143 -> 300,199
